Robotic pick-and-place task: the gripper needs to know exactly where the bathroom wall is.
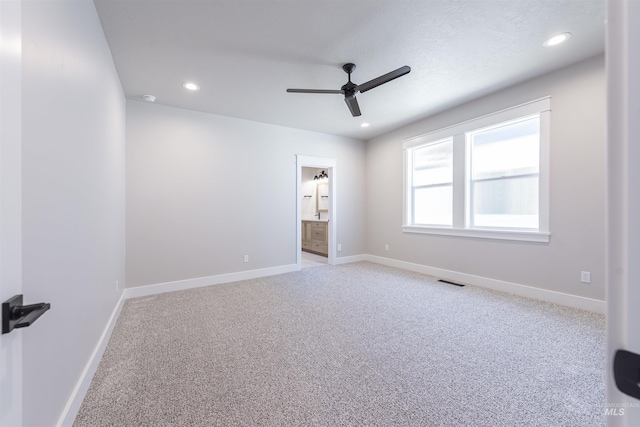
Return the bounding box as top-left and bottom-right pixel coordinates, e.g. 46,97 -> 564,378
301,167 -> 329,220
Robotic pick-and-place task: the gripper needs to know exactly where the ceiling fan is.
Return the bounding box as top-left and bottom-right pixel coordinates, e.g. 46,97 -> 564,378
286,63 -> 411,117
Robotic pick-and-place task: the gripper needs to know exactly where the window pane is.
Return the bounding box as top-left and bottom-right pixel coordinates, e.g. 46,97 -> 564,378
471,116 -> 540,181
414,185 -> 452,226
410,138 -> 453,226
472,175 -> 539,229
412,139 -> 453,187
470,115 -> 540,229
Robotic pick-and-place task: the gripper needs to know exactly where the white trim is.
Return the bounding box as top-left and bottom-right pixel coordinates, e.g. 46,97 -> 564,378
401,225 -> 551,243
403,97 -> 551,239
606,0 -> 640,423
121,255 -> 601,315
54,251 -> 604,427
538,110 -> 551,232
296,161 -> 303,268
403,147 -> 411,226
123,255 -> 602,315
56,292 -> 127,427
111,255 -> 602,326
453,134 -> 466,228
402,96 -> 551,149
365,255 -> 604,314
334,254 -> 369,265
124,264 -> 300,299
0,1 -> 23,425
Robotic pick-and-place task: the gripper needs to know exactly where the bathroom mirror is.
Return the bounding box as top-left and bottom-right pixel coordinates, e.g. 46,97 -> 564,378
317,183 -> 329,211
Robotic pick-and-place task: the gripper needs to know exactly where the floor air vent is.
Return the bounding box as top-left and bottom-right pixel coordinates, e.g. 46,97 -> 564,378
438,279 -> 465,287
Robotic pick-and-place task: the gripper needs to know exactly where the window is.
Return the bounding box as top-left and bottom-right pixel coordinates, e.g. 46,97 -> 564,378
409,138 -> 453,226
469,115 -> 540,229
403,97 -> 550,242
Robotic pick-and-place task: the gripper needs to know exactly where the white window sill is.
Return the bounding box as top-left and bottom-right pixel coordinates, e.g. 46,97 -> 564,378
401,225 -> 550,243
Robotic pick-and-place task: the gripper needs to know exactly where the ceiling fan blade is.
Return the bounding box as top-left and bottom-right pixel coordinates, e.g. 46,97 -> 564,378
344,96 -> 361,117
357,65 -> 411,93
286,89 -> 343,94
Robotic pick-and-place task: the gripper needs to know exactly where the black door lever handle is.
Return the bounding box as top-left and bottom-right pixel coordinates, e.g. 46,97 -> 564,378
614,349 -> 640,400
2,295 -> 51,334
13,302 -> 51,329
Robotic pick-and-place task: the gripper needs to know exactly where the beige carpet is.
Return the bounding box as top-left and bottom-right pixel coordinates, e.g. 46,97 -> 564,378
74,262 -> 605,426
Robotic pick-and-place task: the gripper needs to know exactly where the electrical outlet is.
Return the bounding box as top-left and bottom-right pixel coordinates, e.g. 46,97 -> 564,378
580,271 -> 591,283
115,280 -> 119,292
244,255 -> 249,263
337,244 -> 342,252
385,244 -> 389,251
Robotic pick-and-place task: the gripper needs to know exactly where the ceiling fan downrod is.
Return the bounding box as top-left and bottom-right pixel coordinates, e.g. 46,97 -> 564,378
341,63 -> 358,99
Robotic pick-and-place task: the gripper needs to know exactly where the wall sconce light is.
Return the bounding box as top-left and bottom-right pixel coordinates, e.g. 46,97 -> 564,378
313,170 -> 328,180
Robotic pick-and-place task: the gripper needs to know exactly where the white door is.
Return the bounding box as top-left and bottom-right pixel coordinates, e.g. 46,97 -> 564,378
0,0 -> 23,425
606,0 -> 640,425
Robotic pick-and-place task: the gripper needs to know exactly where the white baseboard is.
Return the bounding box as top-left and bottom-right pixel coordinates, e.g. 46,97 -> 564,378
334,254 -> 369,265
58,263 -> 300,426
125,264 -> 300,299
56,292 -> 127,427
365,255 -> 606,314
56,254 -> 604,426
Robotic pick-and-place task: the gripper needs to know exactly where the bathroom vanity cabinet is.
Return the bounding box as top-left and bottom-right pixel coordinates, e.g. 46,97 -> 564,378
302,221 -> 328,256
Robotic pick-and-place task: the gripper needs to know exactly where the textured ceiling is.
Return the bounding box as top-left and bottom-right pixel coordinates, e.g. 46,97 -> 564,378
94,0 -> 605,140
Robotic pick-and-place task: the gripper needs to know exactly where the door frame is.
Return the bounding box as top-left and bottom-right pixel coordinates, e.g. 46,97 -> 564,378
606,0 -> 640,424
296,155 -> 337,268
0,0 -> 24,425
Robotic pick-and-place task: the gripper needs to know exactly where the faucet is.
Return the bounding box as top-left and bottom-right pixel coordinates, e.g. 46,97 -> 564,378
315,212 -> 321,220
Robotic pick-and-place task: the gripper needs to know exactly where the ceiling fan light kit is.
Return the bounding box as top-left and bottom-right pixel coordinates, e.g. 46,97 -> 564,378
287,63 -> 411,117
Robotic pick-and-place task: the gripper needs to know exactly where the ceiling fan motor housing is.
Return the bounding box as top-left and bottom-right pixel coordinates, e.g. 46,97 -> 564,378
341,82 -> 358,98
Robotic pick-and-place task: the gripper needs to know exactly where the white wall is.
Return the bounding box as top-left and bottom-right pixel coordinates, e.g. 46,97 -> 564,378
21,1 -> 126,425
126,101 -> 365,288
366,55 -> 606,301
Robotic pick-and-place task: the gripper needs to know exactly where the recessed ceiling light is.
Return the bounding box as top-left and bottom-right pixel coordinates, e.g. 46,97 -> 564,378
360,122 -> 370,128
543,32 -> 571,47
183,82 -> 200,91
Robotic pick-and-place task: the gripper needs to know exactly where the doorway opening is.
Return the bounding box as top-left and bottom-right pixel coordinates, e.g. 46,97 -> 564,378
296,156 -> 336,269
301,167 -> 329,268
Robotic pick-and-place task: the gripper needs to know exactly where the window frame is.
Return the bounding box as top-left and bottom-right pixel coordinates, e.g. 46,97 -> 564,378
402,97 -> 551,243
407,137 -> 454,227
466,114 -> 542,231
